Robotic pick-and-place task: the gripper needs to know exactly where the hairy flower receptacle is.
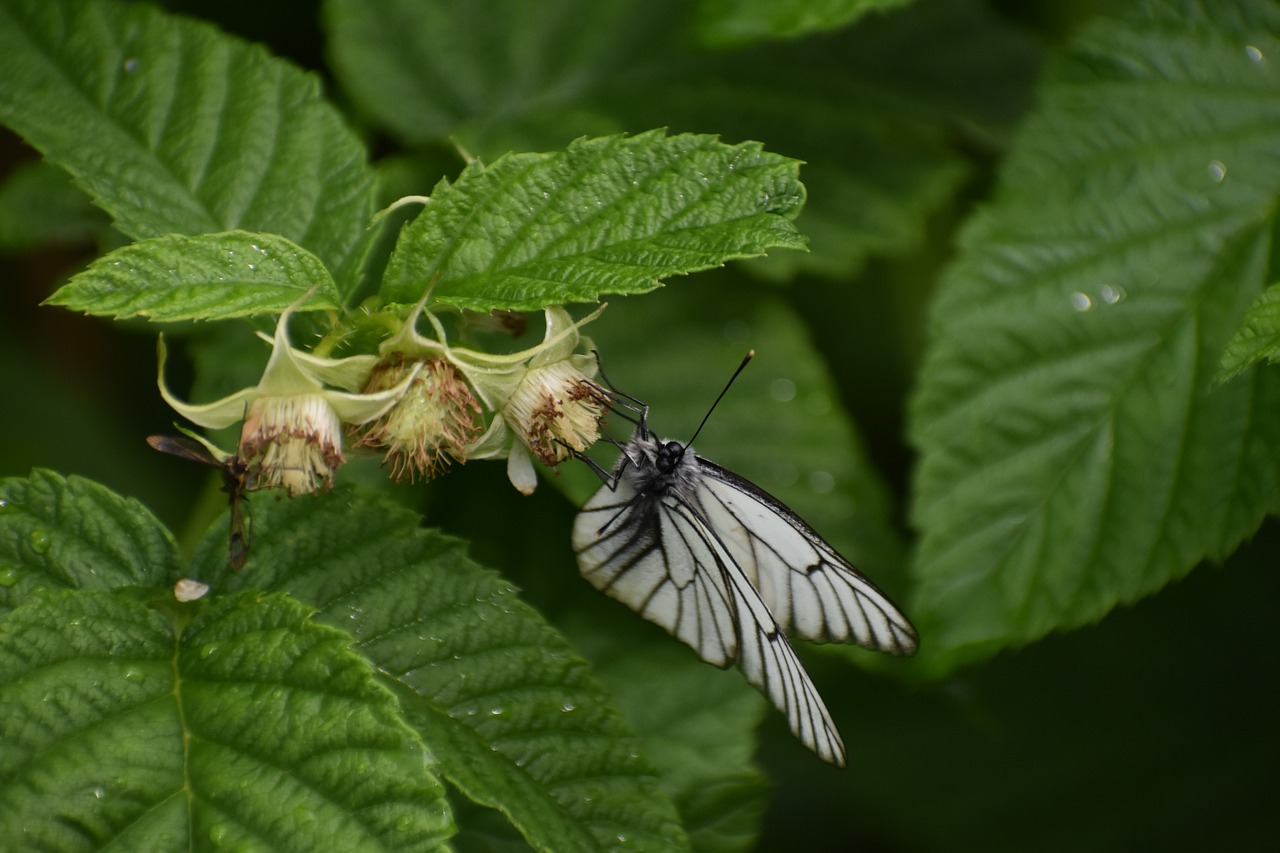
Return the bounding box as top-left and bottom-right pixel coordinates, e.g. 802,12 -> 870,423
505,362 -> 612,465
239,394 -> 345,496
352,355 -> 482,482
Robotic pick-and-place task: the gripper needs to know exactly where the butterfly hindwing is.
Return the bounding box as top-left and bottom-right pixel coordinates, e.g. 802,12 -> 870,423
692,510 -> 846,766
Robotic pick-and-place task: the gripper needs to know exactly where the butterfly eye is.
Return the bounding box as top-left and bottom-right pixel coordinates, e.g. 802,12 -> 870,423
656,441 -> 685,472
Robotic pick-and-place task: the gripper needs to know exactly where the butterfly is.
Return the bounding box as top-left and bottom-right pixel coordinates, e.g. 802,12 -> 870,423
147,434 -> 251,570
571,352 -> 917,766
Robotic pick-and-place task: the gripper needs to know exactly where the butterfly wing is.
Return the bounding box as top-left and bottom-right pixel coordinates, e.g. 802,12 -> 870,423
573,475 -> 739,667
694,459 -> 918,655
573,475 -> 847,766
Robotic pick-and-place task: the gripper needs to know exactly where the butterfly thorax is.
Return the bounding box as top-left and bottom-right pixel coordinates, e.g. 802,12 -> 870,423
621,433 -> 700,497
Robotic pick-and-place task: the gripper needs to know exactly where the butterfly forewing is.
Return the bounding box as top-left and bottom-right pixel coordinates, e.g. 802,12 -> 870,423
573,479 -> 739,668
695,460 -> 918,655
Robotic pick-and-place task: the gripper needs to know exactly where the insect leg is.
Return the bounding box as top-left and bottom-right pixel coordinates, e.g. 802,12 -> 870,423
588,351 -> 650,427
570,447 -> 618,485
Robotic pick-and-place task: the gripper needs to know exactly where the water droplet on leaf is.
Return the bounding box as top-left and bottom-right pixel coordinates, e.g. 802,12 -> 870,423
1100,285 -> 1126,305
29,529 -> 51,554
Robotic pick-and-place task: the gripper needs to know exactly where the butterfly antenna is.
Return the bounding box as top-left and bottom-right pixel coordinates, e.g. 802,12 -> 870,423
685,350 -> 755,448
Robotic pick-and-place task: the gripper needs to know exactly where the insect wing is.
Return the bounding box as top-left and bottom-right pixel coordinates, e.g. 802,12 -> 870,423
693,459 -> 918,655
573,471 -> 847,766
712,524 -> 846,767
148,434 -> 250,570
573,476 -> 739,667
147,434 -> 220,467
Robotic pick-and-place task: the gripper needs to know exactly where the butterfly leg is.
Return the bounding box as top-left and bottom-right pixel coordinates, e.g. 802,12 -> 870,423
570,446 -> 619,486
587,351 -> 650,428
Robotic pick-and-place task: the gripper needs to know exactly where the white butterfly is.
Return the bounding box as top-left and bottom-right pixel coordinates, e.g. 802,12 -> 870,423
572,354 -> 917,767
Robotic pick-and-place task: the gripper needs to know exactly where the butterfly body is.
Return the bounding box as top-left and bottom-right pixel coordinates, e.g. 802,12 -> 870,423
573,403 -> 916,767
617,434 -> 701,499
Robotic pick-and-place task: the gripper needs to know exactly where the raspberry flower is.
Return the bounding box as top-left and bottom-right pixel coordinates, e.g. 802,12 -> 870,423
380,298 -> 611,494
158,299 -> 420,496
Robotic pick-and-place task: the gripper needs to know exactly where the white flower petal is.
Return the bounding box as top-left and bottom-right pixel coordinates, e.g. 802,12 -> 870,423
530,305 -> 606,368
174,578 -> 210,602
255,306 -> 329,397
506,444 -> 538,495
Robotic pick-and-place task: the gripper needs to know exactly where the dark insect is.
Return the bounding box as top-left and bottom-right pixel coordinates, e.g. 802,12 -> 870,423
147,434 -> 251,570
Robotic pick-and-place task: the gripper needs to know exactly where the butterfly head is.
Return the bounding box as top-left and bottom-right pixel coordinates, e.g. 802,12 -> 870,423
655,439 -> 687,474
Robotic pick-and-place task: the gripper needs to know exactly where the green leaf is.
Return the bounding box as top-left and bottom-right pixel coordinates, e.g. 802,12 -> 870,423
0,0 -> 375,287
0,470 -> 180,615
696,0 -> 914,47
1217,281 -> 1280,383
568,615 -> 769,853
382,131 -> 806,311
809,531 -> 1280,851
0,588 -> 452,851
908,0 -> 1280,673
633,55 -> 966,283
0,160 -> 105,252
329,0 -> 1038,283
46,231 -> 340,321
208,490 -> 689,852
324,0 -> 669,148
628,0 -> 1039,281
